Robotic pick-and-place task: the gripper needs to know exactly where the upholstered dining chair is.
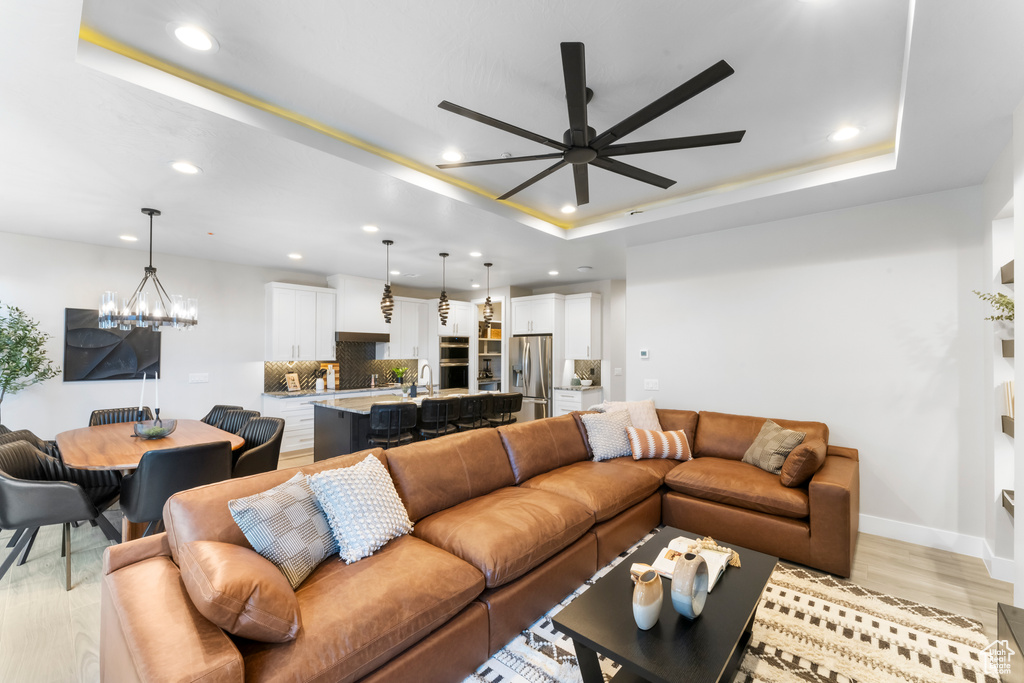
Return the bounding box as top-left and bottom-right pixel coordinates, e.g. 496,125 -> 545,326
417,397 -> 460,440
232,417 -> 285,478
367,403 -> 418,449
0,424 -> 9,435
0,440 -> 121,590
89,406 -> 153,426
486,393 -> 522,427
215,409 -> 260,435
0,429 -> 63,460
119,441 -> 233,538
455,394 -> 491,431
201,404 -> 243,427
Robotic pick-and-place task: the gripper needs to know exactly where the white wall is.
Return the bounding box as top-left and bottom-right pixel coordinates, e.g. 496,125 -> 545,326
626,187 -> 989,554
0,231 -> 325,437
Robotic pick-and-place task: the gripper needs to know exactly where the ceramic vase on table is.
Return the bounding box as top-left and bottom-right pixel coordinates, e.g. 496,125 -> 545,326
671,552 -> 709,619
631,568 -> 663,630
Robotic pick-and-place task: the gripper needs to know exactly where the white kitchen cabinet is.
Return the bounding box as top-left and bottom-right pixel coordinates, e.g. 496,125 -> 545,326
564,293 -> 602,360
511,295 -> 558,335
327,274 -> 389,335
262,394 -> 319,454
438,300 -> 476,337
552,387 -> 604,417
265,283 -> 334,361
389,297 -> 429,358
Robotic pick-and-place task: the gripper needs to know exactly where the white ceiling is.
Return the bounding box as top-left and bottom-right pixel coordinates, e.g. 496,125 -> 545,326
1,1 -> 1023,292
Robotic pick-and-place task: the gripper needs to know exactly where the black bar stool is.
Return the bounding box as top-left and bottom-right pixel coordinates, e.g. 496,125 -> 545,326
486,393 -> 522,427
367,403 -> 418,449
455,394 -> 491,431
418,397 -> 460,439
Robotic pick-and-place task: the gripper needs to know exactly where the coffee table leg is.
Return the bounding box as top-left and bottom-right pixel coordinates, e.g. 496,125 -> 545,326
572,639 -> 605,683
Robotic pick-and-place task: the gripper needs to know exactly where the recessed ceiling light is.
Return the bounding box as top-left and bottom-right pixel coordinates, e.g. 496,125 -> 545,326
170,160 -> 201,174
390,270 -> 401,276
828,126 -> 860,142
548,270 -> 559,276
120,235 -> 138,242
471,283 -> 481,288
362,225 -> 379,233
469,251 -> 482,258
442,150 -> 464,162
561,205 -> 577,214
288,253 -> 302,260
404,273 -> 420,278
577,266 -> 593,272
171,23 -> 218,52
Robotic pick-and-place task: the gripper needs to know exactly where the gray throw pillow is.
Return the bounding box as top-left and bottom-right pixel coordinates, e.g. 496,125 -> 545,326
228,472 -> 338,589
307,454 -> 413,564
580,410 -> 634,461
742,419 -> 806,474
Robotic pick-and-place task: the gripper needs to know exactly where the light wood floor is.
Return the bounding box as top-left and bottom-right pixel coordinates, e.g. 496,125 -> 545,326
0,483 -> 1011,681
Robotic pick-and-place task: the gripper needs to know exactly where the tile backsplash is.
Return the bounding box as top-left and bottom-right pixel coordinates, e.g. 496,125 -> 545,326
263,343 -> 422,392
263,361 -> 322,393
573,360 -> 601,385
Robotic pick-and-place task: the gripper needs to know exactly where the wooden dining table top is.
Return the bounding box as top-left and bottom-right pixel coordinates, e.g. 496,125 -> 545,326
56,418 -> 245,470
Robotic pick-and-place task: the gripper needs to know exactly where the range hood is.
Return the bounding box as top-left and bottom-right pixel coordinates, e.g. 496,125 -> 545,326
336,331 -> 390,343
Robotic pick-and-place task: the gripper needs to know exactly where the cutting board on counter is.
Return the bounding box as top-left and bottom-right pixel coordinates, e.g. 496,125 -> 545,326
320,362 -> 340,390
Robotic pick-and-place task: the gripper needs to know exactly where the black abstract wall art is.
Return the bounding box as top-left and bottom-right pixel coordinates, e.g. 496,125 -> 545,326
63,308 -> 161,381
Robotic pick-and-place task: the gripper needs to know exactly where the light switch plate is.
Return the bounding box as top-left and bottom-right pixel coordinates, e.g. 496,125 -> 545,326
188,373 -> 209,384
613,367 -> 623,376
643,379 -> 659,391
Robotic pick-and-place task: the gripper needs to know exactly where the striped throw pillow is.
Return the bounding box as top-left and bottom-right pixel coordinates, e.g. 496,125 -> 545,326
627,427 -> 692,461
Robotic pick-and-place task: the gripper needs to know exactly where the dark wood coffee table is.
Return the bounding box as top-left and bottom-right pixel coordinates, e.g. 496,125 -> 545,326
552,526 -> 778,683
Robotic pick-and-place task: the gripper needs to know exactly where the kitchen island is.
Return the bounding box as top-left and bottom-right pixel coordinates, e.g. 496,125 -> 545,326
312,389 -> 498,461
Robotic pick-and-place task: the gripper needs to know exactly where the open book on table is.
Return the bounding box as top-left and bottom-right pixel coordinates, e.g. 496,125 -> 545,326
650,536 -> 733,592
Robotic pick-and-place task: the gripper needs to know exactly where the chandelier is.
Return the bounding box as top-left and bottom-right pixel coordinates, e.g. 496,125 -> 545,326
381,239 -> 394,323
100,208 -> 198,331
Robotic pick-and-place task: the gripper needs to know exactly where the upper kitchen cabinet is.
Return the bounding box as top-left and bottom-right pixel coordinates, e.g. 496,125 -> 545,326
390,297 -> 429,358
328,274 -> 389,335
564,293 -> 601,360
438,300 -> 476,338
265,283 -> 336,361
511,294 -> 562,335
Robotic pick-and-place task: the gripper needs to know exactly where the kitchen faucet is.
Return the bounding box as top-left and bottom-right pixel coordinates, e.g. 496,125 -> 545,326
419,363 -> 433,397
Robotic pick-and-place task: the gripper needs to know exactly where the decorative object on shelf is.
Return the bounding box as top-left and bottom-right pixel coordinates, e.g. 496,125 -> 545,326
1006,381 -> 1015,420
100,208 -> 198,331
973,290 -> 1014,321
482,262 -> 494,327
671,551 -> 709,619
438,253 -> 450,326
0,301 -> 60,424
285,372 -> 301,392
380,240 -> 394,323
133,419 -> 177,440
65,308 -> 159,382
630,566 -> 663,630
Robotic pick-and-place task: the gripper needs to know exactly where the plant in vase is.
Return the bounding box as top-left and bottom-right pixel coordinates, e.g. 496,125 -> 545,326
392,367 -> 409,396
0,301 -> 60,425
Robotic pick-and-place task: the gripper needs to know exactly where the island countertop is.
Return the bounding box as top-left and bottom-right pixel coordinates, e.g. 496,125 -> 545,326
312,389 -> 497,415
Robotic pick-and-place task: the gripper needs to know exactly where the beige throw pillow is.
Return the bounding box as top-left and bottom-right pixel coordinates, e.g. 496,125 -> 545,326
600,399 -> 662,431
742,419 -> 806,474
580,410 -> 634,461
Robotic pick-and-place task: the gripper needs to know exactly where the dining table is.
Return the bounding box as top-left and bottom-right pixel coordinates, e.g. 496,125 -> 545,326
56,419 -> 245,542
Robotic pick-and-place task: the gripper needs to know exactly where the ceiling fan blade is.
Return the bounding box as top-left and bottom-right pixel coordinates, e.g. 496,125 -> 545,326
572,164 -> 590,206
438,100 -> 568,151
497,160 -> 569,200
591,157 -> 676,189
561,42 -> 589,147
601,130 -> 746,157
438,152 -> 564,169
591,60 -> 736,150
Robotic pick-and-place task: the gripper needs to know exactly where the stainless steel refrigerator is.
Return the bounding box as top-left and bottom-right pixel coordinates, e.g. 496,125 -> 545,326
510,334 -> 552,421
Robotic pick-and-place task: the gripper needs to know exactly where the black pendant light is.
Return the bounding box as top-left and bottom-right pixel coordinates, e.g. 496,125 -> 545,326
381,240 -> 394,323
482,263 -> 494,327
438,252 -> 450,326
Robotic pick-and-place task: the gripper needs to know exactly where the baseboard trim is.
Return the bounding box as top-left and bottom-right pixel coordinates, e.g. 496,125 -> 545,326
859,514 -> 985,559
982,540 -> 1015,583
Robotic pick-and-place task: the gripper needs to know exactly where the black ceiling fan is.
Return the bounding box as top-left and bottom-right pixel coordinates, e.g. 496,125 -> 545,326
436,42 -> 745,207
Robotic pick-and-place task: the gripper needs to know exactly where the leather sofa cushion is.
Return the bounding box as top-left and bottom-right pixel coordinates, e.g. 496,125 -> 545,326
386,429 -> 515,522
178,540 -> 300,642
694,411 -> 828,461
664,458 -> 810,518
164,448 -> 386,566
237,535 -> 484,683
604,455 -> 680,480
414,487 -> 593,588
655,409 -> 699,452
520,461 -> 660,522
498,415 -> 589,484
780,439 -> 828,487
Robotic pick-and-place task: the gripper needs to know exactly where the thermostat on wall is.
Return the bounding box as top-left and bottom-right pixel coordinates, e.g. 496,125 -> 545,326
639,349 -> 649,359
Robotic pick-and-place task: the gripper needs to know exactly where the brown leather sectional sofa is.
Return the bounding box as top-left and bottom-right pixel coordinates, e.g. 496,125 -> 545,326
100,408 -> 859,683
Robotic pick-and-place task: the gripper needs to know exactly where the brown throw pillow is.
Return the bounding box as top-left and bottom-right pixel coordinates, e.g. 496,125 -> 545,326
627,426 -> 692,460
741,419 -> 806,474
179,540 -> 301,643
780,439 -> 827,487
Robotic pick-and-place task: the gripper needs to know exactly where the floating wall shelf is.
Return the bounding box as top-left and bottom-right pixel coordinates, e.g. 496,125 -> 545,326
1004,489 -> 1015,519
1004,339 -> 1015,358
1003,415 -> 1015,437
1002,260 -> 1014,284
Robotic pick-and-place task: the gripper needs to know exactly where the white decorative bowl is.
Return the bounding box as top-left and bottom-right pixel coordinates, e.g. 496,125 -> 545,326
581,379 -> 593,386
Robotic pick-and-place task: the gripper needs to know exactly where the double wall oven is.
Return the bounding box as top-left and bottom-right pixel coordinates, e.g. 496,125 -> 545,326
439,336 -> 469,391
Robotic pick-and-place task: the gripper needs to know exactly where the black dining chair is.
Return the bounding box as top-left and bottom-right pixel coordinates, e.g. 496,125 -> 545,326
89,406 -> 153,426
119,441 -> 233,538
418,397 -> 460,440
0,440 -> 122,590
0,429 -> 63,460
455,395 -> 491,431
232,417 -> 285,478
486,393 -> 522,427
215,409 -> 260,435
201,404 -> 244,426
367,403 -> 418,449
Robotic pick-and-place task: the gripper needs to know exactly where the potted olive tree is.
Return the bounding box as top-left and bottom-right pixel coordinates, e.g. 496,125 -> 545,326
0,302 -> 60,425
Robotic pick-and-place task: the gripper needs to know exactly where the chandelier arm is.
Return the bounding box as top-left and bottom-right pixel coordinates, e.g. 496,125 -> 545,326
150,271 -> 174,316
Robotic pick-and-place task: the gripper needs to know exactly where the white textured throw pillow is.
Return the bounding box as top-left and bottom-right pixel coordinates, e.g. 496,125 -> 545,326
599,399 -> 662,431
228,472 -> 338,589
580,410 -> 634,461
307,454 -> 413,564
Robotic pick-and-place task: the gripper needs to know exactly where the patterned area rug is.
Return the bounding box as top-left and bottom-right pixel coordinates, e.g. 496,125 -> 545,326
463,532 -> 997,683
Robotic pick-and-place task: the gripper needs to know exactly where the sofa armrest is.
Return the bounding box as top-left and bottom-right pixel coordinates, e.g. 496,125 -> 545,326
103,532 -> 172,575
808,454 -> 860,577
101,551 -> 243,682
